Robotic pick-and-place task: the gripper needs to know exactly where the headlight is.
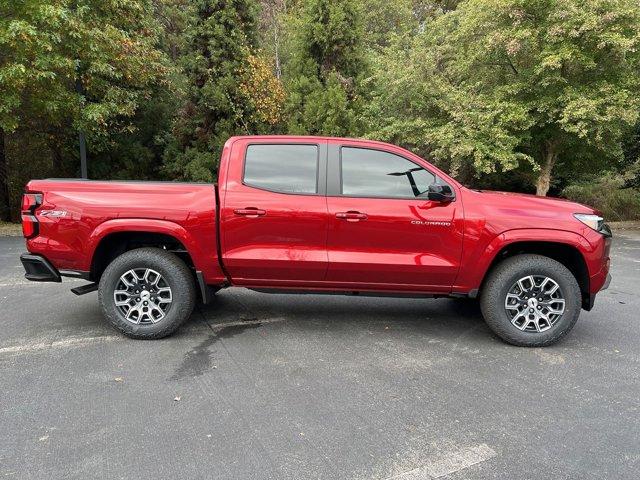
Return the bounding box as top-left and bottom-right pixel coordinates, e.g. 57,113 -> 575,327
574,213 -> 611,236
574,213 -> 603,231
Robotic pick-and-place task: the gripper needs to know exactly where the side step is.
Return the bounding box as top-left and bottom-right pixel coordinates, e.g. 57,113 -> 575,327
70,283 -> 98,296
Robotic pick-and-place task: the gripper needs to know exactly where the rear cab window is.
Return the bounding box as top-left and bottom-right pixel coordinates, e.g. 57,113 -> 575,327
243,144 -> 319,194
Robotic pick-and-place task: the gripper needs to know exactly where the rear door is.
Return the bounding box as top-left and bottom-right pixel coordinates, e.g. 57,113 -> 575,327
220,139 -> 329,284
325,142 -> 464,292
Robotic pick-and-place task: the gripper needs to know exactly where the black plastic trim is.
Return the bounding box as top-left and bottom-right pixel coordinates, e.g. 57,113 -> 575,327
247,287 -> 439,299
214,184 -> 232,284
70,283 -> 98,295
20,254 -> 61,282
583,292 -> 595,311
196,271 -> 213,304
600,223 -> 612,238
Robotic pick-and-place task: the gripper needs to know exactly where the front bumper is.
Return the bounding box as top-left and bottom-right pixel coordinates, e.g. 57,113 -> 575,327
20,254 -> 61,282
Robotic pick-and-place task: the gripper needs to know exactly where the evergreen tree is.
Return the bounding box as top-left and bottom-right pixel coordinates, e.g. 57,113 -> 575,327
163,0 -> 260,182
284,0 -> 366,136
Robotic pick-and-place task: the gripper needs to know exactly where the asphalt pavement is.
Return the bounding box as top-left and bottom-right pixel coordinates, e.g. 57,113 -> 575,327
0,232 -> 639,479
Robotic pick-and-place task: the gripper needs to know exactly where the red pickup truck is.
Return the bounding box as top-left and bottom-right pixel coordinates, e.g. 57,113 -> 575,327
20,136 -> 611,346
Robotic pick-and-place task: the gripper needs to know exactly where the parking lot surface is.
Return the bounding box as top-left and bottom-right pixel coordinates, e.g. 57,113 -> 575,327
0,233 -> 639,479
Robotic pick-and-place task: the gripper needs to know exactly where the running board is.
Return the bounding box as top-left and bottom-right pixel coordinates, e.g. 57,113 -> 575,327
70,283 -> 98,296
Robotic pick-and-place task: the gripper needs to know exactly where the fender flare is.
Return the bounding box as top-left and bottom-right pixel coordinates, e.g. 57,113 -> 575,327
85,218 -> 204,272
455,228 -> 592,294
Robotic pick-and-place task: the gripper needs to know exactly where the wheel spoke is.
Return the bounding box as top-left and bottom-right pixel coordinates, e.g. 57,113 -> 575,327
546,283 -> 559,296
510,310 -> 529,330
149,303 -> 165,322
121,271 -> 135,288
125,304 -> 140,324
517,275 -> 534,293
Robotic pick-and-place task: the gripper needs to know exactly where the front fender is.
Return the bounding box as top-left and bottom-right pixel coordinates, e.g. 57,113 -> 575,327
453,228 -> 592,294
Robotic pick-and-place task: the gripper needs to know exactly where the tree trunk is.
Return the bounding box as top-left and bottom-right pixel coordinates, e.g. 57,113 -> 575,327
535,140 -> 558,196
0,127 -> 12,221
51,141 -> 64,174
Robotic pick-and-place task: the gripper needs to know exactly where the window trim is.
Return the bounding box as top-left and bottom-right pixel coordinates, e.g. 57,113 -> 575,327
337,146 -> 455,201
241,142 -> 323,196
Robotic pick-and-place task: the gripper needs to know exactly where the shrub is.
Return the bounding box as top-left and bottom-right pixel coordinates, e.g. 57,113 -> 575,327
563,173 -> 640,221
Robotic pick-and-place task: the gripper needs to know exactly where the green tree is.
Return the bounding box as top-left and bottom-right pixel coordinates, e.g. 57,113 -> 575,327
284,0 -> 366,136
372,0 -> 640,195
0,0 -> 168,220
163,0 -> 267,182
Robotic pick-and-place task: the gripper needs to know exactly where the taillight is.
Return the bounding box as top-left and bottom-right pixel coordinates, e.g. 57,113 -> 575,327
21,193 -> 42,239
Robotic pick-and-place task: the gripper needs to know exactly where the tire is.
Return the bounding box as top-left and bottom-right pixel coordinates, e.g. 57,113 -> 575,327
480,254 -> 581,347
98,247 -> 196,339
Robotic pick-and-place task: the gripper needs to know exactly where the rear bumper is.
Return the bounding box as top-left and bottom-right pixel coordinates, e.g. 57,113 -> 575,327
20,254 -> 61,282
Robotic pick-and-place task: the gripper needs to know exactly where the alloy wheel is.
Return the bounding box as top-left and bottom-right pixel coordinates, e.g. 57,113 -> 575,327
113,268 -> 173,324
504,275 -> 566,333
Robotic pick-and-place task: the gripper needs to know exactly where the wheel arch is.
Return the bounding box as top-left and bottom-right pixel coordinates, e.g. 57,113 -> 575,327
87,219 -> 199,282
478,231 -> 591,309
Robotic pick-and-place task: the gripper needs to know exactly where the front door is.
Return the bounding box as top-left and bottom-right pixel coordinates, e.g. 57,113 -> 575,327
325,144 -> 464,292
221,141 -> 329,284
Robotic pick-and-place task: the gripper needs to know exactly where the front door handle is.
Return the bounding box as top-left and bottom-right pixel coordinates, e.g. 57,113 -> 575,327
234,208 -> 266,217
335,211 -> 367,222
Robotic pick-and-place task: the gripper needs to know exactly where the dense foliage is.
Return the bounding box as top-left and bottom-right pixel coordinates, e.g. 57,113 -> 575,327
1,0 -> 639,220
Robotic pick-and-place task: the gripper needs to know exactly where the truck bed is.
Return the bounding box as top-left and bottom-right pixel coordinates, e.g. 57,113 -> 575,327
24,179 -> 224,283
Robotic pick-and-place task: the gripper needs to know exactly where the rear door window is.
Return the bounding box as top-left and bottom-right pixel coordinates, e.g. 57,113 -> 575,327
244,144 -> 318,194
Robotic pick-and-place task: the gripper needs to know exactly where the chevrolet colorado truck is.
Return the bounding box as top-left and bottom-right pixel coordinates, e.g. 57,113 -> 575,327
20,136 -> 612,346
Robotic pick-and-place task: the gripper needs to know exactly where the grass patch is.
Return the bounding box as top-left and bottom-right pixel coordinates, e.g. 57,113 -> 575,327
0,221 -> 22,236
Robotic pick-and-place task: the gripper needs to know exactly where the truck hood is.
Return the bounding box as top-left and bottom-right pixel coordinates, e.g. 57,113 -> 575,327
470,189 -> 597,215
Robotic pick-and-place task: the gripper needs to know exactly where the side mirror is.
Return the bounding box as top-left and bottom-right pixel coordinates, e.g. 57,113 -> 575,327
427,184 -> 455,203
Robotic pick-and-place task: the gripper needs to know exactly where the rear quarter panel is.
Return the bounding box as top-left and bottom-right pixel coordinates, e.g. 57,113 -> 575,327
24,180 -> 225,284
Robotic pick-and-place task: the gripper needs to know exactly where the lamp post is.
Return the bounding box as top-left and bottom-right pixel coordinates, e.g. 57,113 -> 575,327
75,74 -> 87,179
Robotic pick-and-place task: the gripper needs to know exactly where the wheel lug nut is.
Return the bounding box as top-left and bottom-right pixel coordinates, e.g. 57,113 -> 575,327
144,301 -> 148,306
529,308 -> 534,313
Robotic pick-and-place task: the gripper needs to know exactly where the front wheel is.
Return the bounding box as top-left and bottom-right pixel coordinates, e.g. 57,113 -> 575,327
98,247 -> 196,339
480,254 -> 582,347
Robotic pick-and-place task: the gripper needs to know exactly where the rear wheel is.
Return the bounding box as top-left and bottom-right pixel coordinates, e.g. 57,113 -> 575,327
480,254 -> 581,347
98,247 -> 196,339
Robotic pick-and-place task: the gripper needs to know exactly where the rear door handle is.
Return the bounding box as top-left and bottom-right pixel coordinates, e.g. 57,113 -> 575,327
335,211 -> 367,222
234,208 -> 266,217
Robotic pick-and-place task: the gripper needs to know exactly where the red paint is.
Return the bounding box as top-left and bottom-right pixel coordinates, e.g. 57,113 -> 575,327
23,135 -> 611,302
